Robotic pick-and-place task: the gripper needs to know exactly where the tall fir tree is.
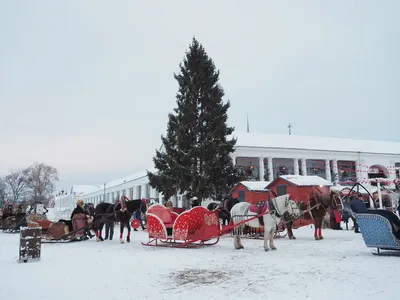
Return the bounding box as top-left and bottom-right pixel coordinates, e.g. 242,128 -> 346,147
148,38 -> 244,202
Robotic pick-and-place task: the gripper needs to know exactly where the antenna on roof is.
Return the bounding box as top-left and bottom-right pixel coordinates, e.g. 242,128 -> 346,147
288,123 -> 292,135
246,114 -> 250,133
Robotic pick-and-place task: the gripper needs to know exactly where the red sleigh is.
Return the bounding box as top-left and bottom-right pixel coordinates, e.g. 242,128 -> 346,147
141,204 -> 221,248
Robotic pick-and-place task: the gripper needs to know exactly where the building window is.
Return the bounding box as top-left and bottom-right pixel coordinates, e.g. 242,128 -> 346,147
306,159 -> 326,179
236,157 -> 259,181
137,186 -> 142,199
129,188 -> 134,199
337,161 -> 356,184
106,193 -> 110,202
122,189 -> 126,196
395,163 -> 400,178
272,158 -> 294,179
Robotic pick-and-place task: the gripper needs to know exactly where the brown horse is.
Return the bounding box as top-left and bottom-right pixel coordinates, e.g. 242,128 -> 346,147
285,190 -> 342,240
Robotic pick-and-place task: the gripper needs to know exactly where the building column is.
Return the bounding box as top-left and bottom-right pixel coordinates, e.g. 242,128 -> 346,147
358,160 -> 368,182
325,159 -> 331,182
294,158 -> 299,175
331,160 -> 338,184
259,157 -> 265,181
267,157 -> 273,181
231,154 -> 237,166
141,184 -> 147,199
355,160 -> 362,182
301,158 -> 307,176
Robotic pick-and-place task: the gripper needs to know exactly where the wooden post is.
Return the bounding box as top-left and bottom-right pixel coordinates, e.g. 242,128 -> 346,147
18,226 -> 42,263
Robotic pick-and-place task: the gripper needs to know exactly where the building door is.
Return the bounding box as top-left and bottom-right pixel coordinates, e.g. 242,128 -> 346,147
277,185 -> 287,196
238,191 -> 245,202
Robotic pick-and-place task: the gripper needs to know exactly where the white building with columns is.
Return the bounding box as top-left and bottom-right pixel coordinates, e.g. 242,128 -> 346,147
73,132 -> 400,209
233,132 -> 400,187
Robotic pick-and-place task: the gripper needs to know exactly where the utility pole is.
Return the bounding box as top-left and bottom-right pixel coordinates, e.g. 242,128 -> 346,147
246,114 -> 250,133
288,123 -> 292,135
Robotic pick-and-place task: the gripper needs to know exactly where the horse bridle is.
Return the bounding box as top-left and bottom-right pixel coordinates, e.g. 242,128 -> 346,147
271,195 -> 299,220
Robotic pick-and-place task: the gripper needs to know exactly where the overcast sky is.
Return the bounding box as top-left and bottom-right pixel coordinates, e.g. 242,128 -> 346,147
1,0 -> 399,192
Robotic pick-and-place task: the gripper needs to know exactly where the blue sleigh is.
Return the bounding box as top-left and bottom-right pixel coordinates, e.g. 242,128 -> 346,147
355,210 -> 400,256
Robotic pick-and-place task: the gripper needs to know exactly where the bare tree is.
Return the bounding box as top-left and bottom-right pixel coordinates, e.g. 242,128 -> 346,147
25,162 -> 59,199
4,170 -> 29,202
0,178 -> 8,202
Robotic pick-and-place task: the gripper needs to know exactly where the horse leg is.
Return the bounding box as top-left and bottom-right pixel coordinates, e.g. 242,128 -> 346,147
263,228 -> 271,252
269,226 -> 277,250
119,222 -> 124,244
96,223 -> 104,242
314,217 -> 320,240
287,221 -> 296,240
318,218 -> 324,240
233,228 -> 244,250
126,222 -> 131,243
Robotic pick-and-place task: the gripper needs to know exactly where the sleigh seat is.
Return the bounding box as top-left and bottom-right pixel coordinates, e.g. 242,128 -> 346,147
355,211 -> 400,256
144,205 -> 220,246
146,204 -> 179,240
72,213 -> 87,238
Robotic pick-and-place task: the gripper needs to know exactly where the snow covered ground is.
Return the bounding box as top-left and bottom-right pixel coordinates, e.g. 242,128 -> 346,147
0,224 -> 398,300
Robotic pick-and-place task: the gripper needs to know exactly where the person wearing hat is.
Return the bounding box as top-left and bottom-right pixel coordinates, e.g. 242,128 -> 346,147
71,200 -> 94,238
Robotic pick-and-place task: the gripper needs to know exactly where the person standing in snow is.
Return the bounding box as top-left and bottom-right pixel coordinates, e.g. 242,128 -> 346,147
350,197 -> 368,233
104,204 -> 115,240
133,198 -> 146,231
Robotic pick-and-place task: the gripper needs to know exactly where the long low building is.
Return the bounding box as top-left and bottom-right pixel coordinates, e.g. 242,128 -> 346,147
67,132 -> 400,209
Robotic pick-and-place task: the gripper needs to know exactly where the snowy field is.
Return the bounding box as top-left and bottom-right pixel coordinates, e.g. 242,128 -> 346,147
0,224 -> 398,300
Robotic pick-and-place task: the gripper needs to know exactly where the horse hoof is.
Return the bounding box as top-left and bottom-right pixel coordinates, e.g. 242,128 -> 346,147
264,248 -> 270,252
271,247 -> 277,251
319,236 -> 324,240
120,238 -> 124,244
314,236 -> 320,240
126,238 -> 130,243
291,236 -> 296,240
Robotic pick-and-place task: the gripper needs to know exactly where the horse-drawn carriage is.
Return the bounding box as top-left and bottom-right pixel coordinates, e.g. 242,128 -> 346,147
142,194 -> 301,251
26,202 -> 91,242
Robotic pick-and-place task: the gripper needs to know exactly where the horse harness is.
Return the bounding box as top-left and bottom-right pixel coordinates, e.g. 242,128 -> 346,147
244,197 -> 287,227
301,191 -> 342,220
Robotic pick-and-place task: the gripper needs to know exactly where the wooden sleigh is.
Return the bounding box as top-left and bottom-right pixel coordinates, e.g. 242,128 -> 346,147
27,203 -> 90,243
355,210 -> 400,256
142,204 -> 273,249
142,204 -> 222,248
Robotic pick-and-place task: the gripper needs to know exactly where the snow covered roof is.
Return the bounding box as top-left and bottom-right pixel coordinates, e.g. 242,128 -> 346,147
232,132 -> 400,155
78,168 -> 158,196
104,168 -> 157,189
270,175 -> 333,187
240,181 -> 270,191
71,185 -> 102,196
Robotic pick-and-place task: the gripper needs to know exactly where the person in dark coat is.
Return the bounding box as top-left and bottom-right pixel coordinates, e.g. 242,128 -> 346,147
104,204 -> 115,240
350,197 -> 367,233
71,200 -> 89,219
71,200 -> 94,238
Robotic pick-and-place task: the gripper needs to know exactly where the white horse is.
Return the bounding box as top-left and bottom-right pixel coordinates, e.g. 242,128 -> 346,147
230,194 -> 300,251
